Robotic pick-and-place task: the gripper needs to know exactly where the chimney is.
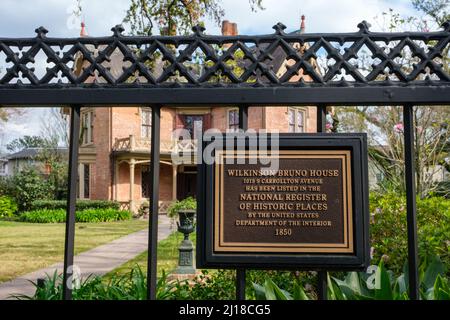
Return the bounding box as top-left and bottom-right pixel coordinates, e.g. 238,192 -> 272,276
80,21 -> 88,37
300,15 -> 306,33
222,20 -> 238,36
232,22 -> 238,36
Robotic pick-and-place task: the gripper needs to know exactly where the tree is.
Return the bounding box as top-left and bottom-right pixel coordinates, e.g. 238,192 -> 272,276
123,0 -> 264,35
0,108 -> 24,128
40,107 -> 70,148
335,0 -> 450,197
412,0 -> 450,26
6,135 -> 47,152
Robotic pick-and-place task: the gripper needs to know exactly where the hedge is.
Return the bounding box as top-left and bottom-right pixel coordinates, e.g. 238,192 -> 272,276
29,200 -> 120,211
19,208 -> 132,223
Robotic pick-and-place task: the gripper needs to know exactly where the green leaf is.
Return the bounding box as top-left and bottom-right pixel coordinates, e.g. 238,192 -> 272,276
375,261 -> 393,300
394,274 -> 408,299
293,281 -> 309,300
332,277 -> 358,300
433,275 -> 450,300
263,279 -> 277,300
327,274 -> 346,300
423,256 -> 446,290
263,278 -> 291,300
345,272 -> 363,295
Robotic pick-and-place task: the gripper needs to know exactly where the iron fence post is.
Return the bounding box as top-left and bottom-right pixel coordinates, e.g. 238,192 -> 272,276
236,105 -> 249,300
63,105 -> 80,300
147,105 -> 161,300
316,105 -> 328,300
403,104 -> 420,300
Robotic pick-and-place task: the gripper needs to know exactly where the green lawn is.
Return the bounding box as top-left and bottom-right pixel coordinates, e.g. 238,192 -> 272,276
107,232 -> 197,278
0,219 -> 148,283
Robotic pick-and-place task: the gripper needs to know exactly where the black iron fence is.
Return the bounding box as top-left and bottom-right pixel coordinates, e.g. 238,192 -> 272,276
0,21 -> 449,300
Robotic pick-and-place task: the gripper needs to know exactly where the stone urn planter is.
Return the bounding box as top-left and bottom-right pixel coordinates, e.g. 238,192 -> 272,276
174,209 -> 196,274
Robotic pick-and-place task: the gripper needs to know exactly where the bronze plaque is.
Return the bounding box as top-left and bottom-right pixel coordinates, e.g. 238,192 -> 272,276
214,150 -> 353,254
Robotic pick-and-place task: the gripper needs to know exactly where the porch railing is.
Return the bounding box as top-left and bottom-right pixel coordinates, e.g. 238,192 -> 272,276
113,135 -> 197,153
119,200 -> 173,214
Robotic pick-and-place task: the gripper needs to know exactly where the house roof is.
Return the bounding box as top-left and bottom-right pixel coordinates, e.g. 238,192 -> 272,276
7,147 -> 68,160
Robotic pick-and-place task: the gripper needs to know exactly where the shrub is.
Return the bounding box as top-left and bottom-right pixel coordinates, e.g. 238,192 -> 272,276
252,257 -> 450,300
19,208 -> 132,223
14,266 -> 190,300
10,168 -> 54,211
0,176 -> 15,196
167,197 -> 196,218
20,257 -> 450,300
76,208 -> 132,223
76,200 -> 121,211
19,209 -> 65,223
0,195 -> 18,218
370,192 -> 450,273
29,199 -> 120,211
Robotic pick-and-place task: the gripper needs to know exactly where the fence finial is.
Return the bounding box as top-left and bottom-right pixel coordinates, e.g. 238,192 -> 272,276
111,24 -> 125,37
273,22 -> 287,35
35,26 -> 48,38
442,20 -> 450,32
357,21 -> 371,33
192,24 -> 206,36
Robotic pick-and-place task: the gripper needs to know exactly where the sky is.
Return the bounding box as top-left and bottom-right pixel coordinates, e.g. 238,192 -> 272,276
0,0 -> 422,150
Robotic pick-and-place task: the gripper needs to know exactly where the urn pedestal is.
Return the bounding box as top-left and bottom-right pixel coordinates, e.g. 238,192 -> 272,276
174,210 -> 196,275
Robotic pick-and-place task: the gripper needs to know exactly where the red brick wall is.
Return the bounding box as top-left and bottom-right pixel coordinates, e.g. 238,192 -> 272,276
161,108 -> 176,142
159,164 -> 173,201
209,106 -> 315,132
112,107 -> 141,140
264,106 -> 317,133
89,107 -> 111,200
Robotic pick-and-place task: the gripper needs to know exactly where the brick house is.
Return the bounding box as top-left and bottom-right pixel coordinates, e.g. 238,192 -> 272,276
76,17 -> 320,213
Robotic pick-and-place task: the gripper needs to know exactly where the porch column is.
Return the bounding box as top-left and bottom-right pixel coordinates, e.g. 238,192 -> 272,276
129,159 -> 136,212
172,164 -> 178,200
114,160 -> 119,201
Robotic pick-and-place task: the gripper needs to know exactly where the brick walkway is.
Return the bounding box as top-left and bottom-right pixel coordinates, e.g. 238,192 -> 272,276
0,216 -> 174,300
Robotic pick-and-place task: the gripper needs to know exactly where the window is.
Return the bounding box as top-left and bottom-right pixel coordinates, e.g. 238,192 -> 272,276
0,162 -> 5,174
228,109 -> 239,131
141,108 -> 152,139
81,110 -> 94,145
182,115 -> 203,139
83,164 -> 90,199
78,163 -> 90,199
288,108 -> 306,133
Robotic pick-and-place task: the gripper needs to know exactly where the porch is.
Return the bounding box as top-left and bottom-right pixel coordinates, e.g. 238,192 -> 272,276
113,135 -> 198,213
